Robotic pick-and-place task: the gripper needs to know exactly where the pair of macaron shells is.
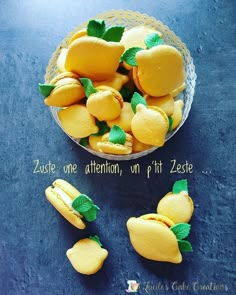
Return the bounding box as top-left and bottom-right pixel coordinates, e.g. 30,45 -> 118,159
127,180 -> 194,263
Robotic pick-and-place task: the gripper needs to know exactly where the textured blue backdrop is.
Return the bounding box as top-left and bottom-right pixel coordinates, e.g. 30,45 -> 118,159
0,0 -> 235,294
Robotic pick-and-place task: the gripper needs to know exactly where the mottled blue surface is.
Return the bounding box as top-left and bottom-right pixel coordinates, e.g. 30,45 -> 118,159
0,0 -> 235,294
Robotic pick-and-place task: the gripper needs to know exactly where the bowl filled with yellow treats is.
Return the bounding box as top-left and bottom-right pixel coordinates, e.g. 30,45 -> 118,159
39,10 -> 196,160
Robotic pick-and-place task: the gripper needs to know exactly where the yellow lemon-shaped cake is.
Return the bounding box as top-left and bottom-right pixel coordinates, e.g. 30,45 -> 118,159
58,104 -> 98,138
133,45 -> 185,97
170,100 -> 184,130
44,72 -> 85,107
145,93 -> 174,116
87,86 -> 123,121
65,36 -> 125,81
131,104 -> 169,146
107,102 -> 134,132
66,237 -> 108,275
127,216 -> 182,263
157,191 -> 194,224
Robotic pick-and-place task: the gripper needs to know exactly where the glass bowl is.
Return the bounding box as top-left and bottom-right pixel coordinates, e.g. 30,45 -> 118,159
45,9 -> 196,161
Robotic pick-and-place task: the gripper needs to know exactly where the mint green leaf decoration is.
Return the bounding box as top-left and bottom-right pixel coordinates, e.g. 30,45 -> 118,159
170,223 -> 191,240
87,19 -> 106,38
102,26 -> 125,42
38,83 -> 55,97
131,92 -> 147,114
92,120 -> 110,136
79,137 -> 89,147
89,235 -> 103,247
121,47 -> 143,66
108,125 -> 126,145
144,33 -> 163,49
82,205 -> 99,222
172,179 -> 188,194
178,240 -> 193,252
79,78 -> 97,97
71,194 -> 93,213
168,116 -> 173,132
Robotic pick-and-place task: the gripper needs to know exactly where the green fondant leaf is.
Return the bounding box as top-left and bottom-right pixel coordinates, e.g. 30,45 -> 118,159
144,32 -> 163,49
108,125 -> 126,145
170,223 -> 191,240
79,78 -> 97,97
79,137 -> 89,147
119,86 -> 133,102
89,235 -> 103,247
87,19 -> 106,38
102,26 -> 125,42
38,83 -> 55,97
178,239 -> 193,252
168,116 -> 173,132
172,179 -> 188,194
121,47 -> 143,66
71,194 -> 93,213
131,92 -> 147,113
92,120 -> 110,136
83,205 -> 99,222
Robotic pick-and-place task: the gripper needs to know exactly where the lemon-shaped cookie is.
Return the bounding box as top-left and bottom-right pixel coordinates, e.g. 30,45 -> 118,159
89,135 -> 103,152
66,237 -> 108,275
132,136 -> 152,153
170,100 -> 184,130
58,104 -> 98,138
133,45 -> 185,97
145,93 -> 174,116
131,104 -> 169,146
56,48 -> 68,73
87,86 -> 123,121
65,36 -> 125,81
93,72 -> 129,92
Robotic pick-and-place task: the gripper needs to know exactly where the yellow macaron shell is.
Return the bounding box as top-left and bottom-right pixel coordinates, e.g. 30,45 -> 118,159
140,213 -> 175,227
65,36 -> 125,81
131,104 -> 169,146
45,179 -> 86,230
68,28 -> 87,45
145,93 -> 174,116
56,48 -> 68,73
127,217 -> 182,263
89,135 -> 103,152
66,238 -> 108,275
134,45 -> 185,97
132,136 -> 152,153
86,86 -> 123,121
107,102 -> 134,132
58,104 -> 98,138
93,72 -> 129,91
171,82 -> 186,98
170,100 -> 184,130
157,191 -> 194,224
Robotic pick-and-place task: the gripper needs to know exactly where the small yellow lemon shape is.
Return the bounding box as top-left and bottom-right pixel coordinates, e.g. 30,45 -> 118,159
66,237 -> 108,275
56,48 -> 68,73
133,45 -> 185,97
157,191 -> 194,224
131,104 -> 169,146
145,93 -> 174,116
58,104 -> 98,138
132,136 -> 152,153
127,216 -> 182,263
89,135 -> 103,152
86,86 -> 123,121
65,36 -> 125,81
170,100 -> 184,130
93,72 -> 129,92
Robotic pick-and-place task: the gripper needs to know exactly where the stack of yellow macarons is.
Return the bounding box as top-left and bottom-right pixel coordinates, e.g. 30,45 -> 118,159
39,18 -> 187,156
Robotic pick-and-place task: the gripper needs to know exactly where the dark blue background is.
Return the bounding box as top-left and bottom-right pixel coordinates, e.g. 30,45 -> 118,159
0,0 -> 235,294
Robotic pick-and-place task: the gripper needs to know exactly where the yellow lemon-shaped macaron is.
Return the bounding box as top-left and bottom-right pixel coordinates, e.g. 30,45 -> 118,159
87,86 -> 123,121
127,216 -> 182,263
145,93 -> 174,116
56,48 -> 68,73
133,45 -> 185,97
89,135 -> 103,152
132,136 -> 152,153
66,237 -> 108,275
107,102 -> 134,132
157,191 -> 194,224
171,82 -> 186,98
170,100 -> 184,130
68,28 -> 87,45
140,213 -> 175,227
93,72 -> 129,91
131,104 -> 169,146
44,72 -> 85,107
58,104 -> 98,138
65,36 -> 125,81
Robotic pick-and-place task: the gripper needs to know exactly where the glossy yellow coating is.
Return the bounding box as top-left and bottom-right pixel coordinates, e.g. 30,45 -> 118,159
89,135 -> 103,152
45,72 -> 85,107
157,191 -> 194,224
56,48 -> 68,73
170,100 -> 184,130
58,104 -> 98,138
45,179 -> 86,229
171,82 -> 186,97
144,93 -> 174,116
107,102 -> 134,132
131,104 -> 169,146
134,45 -> 185,97
132,136 -> 152,153
87,86 -> 123,121
65,36 -> 125,81
66,238 -> 108,275
127,217 -> 182,263
93,72 -> 129,91
97,132 -> 133,155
